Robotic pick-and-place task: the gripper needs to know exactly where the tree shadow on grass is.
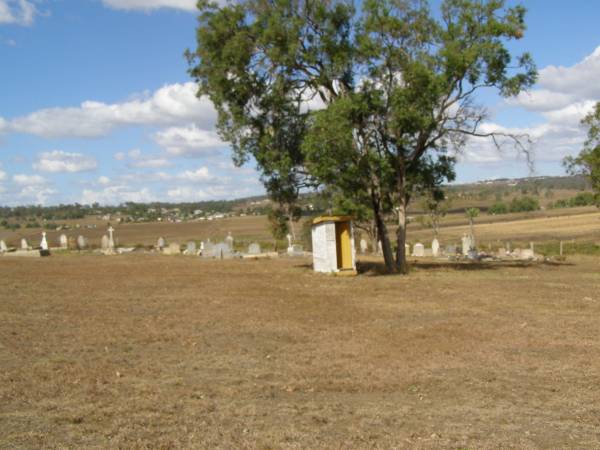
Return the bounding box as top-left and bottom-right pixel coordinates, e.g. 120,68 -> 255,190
357,258 -> 574,276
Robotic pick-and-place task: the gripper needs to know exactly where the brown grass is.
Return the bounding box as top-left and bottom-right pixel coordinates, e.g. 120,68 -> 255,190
2,254 -> 600,448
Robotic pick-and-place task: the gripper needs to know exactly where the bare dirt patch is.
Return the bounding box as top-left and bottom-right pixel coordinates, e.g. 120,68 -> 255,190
1,255 -> 600,448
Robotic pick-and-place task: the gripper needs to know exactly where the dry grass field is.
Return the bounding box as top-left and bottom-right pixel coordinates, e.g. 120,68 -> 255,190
1,207 -> 599,251
2,254 -> 600,448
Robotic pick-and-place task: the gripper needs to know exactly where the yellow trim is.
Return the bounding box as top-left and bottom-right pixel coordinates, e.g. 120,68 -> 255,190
312,215 -> 353,225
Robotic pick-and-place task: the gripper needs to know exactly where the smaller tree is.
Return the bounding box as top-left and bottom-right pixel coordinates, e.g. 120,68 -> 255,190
420,191 -> 451,239
465,207 -> 480,246
564,102 -> 600,208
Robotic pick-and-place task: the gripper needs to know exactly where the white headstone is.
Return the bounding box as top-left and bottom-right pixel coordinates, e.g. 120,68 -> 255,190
412,242 -> 425,257
185,241 -> 197,254
359,238 -> 368,254
431,238 -> 440,257
225,232 -> 234,250
167,242 -> 181,254
77,235 -> 87,249
0,240 -> 7,252
214,242 -> 233,259
21,238 -> 28,250
286,233 -> 293,248
107,227 -> 115,249
461,234 -> 472,256
101,235 -> 109,250
59,234 -> 68,249
248,242 -> 261,255
202,241 -> 215,258
40,232 -> 49,251
157,237 -> 166,249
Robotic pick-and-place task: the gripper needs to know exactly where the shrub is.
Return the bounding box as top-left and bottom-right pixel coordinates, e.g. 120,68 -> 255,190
488,202 -> 508,215
509,196 -> 540,213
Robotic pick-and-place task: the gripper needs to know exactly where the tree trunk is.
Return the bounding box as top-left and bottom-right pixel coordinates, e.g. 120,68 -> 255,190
395,198 -> 409,274
371,194 -> 395,272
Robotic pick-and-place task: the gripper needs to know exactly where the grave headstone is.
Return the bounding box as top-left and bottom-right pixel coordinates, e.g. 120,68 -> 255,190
166,242 -> 181,255
431,238 -> 440,257
405,243 -> 410,256
107,227 -> 115,249
185,241 -> 197,255
77,235 -> 87,250
287,244 -> 304,257
225,232 -> 234,250
202,241 -> 215,258
497,247 -> 507,258
40,232 -> 49,251
467,249 -> 479,260
412,242 -> 425,257
214,242 -> 233,259
520,248 -> 535,260
359,238 -> 368,254
101,235 -> 109,250
157,237 -> 166,249
21,238 -> 28,250
461,233 -> 472,256
248,242 -> 261,255
0,240 -> 7,252
59,234 -> 68,249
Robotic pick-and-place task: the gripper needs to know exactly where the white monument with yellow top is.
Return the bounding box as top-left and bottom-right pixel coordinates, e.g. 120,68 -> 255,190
311,215 -> 357,276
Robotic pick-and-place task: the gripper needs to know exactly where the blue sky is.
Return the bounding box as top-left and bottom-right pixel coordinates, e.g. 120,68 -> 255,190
0,0 -> 599,206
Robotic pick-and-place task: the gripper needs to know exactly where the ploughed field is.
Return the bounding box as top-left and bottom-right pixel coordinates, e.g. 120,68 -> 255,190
1,254 -> 600,449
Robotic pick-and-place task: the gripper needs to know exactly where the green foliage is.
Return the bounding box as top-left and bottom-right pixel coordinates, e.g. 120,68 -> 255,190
564,102 -> 600,207
465,207 -> 480,220
488,202 -> 508,215
189,0 -> 536,272
509,196 -> 539,212
549,192 -> 596,209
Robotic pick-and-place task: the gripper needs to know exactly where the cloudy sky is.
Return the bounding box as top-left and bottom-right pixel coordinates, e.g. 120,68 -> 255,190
0,0 -> 599,206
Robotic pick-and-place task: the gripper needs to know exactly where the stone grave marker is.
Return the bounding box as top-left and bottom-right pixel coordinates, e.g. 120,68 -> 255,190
157,237 -> 166,249
167,242 -> 181,255
77,235 -> 87,250
185,241 -> 197,255
202,241 -> 215,258
248,242 -> 261,255
40,232 -> 49,251
59,234 -> 68,249
101,235 -> 109,250
412,242 -> 425,257
214,242 -> 233,259
21,238 -> 28,250
432,238 -> 440,257
0,240 -> 7,252
225,232 -> 234,250
359,238 -> 368,254
461,234 -> 472,256
288,244 -> 304,257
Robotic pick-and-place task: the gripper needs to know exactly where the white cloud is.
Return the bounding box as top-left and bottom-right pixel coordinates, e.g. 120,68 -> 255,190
81,185 -> 156,205
33,150 -> 98,173
177,166 -> 214,182
101,0 -> 196,12
17,185 -> 56,205
0,167 -> 6,181
98,176 -> 111,185
463,45 -> 600,166
0,0 -> 37,26
13,173 -> 46,185
154,124 -> 225,156
6,82 -> 216,138
117,148 -> 173,169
